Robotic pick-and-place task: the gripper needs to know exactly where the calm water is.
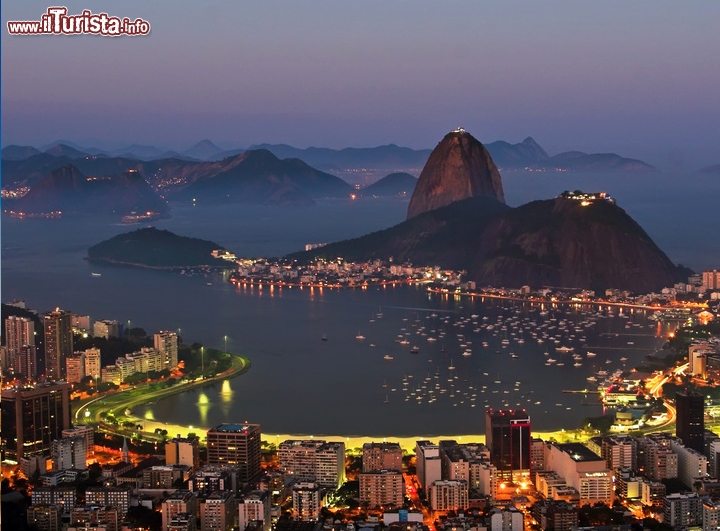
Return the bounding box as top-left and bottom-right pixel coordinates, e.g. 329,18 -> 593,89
2,171 -> 716,436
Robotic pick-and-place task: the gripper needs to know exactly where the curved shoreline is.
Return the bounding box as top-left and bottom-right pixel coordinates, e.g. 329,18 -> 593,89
73,354 -> 251,441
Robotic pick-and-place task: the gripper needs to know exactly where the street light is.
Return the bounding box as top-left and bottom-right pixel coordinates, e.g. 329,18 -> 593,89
201,346 -> 204,375
224,335 -> 228,354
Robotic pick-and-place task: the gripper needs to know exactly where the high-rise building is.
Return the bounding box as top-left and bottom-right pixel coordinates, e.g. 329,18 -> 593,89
238,491 -> 271,531
200,490 -> 236,531
16,345 -> 38,380
51,436 -> 87,471
84,348 -> 101,381
278,439 -> 346,489
485,409 -> 531,479
5,315 -> 35,355
44,308 -> 73,380
676,390 -> 705,453
162,491 -> 198,531
5,315 -> 38,379
166,436 -> 200,471
1,382 -> 72,461
206,423 -> 261,483
702,270 -> 720,291
291,482 -> 321,521
429,480 -> 468,512
416,441 -> 442,495
664,492 -> 702,529
362,442 -> 402,472
62,425 -> 94,461
65,352 -> 86,383
155,331 -> 179,370
27,505 -> 62,531
359,470 -> 404,509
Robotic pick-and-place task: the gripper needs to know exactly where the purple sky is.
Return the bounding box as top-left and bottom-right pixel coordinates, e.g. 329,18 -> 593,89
2,1 -> 719,167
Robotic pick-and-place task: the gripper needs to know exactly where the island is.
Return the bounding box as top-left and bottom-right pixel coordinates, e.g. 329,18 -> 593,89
87,227 -> 236,270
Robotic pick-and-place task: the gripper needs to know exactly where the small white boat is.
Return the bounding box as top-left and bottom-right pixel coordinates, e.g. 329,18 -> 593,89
586,351 -> 597,357
383,354 -> 394,361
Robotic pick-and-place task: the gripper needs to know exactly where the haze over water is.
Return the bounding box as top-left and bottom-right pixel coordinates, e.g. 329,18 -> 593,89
2,170 -> 717,435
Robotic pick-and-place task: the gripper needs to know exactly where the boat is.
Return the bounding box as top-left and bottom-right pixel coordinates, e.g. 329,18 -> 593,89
556,346 -> 573,352
383,394 -> 389,404
383,354 -> 394,361
573,362 -> 582,367
91,272 -> 102,277
321,334 -> 328,341
355,332 -> 366,340
448,360 -> 456,370
586,351 -> 597,357
462,350 -> 472,357
410,345 -> 420,354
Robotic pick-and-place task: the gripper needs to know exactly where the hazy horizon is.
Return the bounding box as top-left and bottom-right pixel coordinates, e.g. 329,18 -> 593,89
3,2 -> 719,169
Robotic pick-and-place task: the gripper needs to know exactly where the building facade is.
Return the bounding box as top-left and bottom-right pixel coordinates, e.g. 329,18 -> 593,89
44,309 -> 73,381
206,424 -> 261,483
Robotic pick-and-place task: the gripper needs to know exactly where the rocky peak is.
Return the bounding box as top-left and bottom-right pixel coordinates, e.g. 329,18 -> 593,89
407,129 -> 504,219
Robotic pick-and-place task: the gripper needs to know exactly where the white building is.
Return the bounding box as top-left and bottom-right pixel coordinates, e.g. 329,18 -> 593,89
155,331 -> 179,369
62,426 -> 94,463
52,437 -> 87,471
489,507 -> 524,531
669,439 -> 708,488
544,443 -> 613,506
416,441 -> 442,495
278,440 -> 345,489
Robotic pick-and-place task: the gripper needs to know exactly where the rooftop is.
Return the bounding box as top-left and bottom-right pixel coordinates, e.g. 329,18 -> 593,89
557,443 -> 604,462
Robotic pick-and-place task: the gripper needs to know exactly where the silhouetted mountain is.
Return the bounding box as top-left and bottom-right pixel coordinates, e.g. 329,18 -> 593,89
171,149 -> 353,206
1,145 -> 42,160
291,192 -> 680,292
14,165 -> 168,216
699,164 -> 720,174
183,139 -> 224,160
407,129 -> 505,219
288,196 -> 511,268
485,137 -> 550,167
2,153 -> 76,188
44,143 -> 89,159
547,152 -> 654,172
247,143 -> 431,171
469,194 -> 678,292
88,227 -> 230,269
110,144 -> 166,160
362,173 -> 417,197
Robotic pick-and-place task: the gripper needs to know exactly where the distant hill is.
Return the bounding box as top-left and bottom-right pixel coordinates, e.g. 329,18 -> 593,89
484,137 -> 550,168
88,227 -> 231,269
171,149 -> 353,206
183,139 -> 225,160
44,143 -> 89,159
247,143 -> 431,172
13,165 -> 169,217
361,173 -> 417,197
1,145 -> 42,161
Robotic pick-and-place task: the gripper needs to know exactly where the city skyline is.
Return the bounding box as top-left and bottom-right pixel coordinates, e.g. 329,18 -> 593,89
2,2 -> 719,168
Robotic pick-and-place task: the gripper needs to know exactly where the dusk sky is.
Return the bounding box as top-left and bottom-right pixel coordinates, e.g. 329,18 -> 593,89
2,1 -> 719,167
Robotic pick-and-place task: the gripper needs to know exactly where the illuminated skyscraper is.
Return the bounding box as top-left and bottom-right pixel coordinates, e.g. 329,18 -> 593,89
44,309 -> 73,380
1,382 -> 72,461
485,409 -> 531,480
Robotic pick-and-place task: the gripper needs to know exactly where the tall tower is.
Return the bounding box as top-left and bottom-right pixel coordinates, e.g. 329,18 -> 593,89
5,315 -> 35,355
44,308 -> 73,380
485,409 -> 531,481
154,331 -> 179,370
676,390 -> 705,453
